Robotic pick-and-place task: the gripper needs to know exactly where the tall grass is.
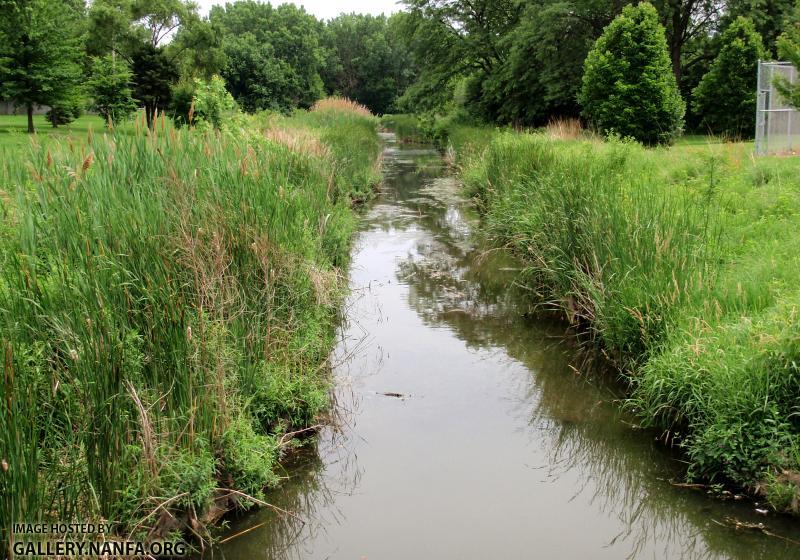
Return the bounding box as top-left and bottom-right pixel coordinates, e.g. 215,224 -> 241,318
0,105 -> 380,548
447,126 -> 800,510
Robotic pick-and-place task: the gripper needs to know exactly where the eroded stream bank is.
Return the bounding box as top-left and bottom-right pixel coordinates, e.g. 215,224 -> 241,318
211,134 -> 800,559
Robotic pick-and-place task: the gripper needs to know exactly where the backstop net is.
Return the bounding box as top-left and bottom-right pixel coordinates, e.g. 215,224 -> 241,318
755,61 -> 800,155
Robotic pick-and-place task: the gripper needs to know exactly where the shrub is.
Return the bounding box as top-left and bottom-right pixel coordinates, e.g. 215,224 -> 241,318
692,17 -> 765,138
192,75 -> 238,130
579,2 -> 685,145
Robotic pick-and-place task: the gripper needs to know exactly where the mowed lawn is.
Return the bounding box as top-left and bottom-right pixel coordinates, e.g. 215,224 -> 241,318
0,114 -> 109,151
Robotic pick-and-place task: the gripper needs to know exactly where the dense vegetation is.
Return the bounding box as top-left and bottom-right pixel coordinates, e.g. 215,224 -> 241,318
385,113 -> 800,512
0,101 -> 380,548
398,0 -> 800,140
0,0 -> 415,134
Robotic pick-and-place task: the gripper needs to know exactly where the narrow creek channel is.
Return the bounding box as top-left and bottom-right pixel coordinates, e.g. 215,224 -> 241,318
211,134 -> 800,559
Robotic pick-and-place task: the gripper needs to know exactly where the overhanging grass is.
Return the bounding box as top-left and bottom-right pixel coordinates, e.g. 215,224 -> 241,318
0,106 -> 380,545
439,124 -> 800,511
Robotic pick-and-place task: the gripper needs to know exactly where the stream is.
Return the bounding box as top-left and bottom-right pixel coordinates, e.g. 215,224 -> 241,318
211,133 -> 800,559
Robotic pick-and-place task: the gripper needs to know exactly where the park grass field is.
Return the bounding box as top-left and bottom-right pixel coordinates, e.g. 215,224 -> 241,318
0,115 -> 109,150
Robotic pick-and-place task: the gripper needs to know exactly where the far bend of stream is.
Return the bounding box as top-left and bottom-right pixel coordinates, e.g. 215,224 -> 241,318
212,133 -> 800,559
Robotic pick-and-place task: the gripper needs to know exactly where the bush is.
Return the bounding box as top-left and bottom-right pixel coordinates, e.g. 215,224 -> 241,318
579,2 -> 685,145
692,17 -> 765,138
191,75 -> 238,130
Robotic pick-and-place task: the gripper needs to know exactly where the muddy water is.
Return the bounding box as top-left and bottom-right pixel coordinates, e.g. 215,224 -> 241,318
213,134 -> 800,559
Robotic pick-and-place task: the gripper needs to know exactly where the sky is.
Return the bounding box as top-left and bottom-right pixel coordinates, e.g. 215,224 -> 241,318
194,0 -> 402,20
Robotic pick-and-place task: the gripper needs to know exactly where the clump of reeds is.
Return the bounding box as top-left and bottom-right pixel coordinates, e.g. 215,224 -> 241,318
544,117 -> 584,140
0,105 -> 381,541
311,97 -> 373,118
453,124 -> 800,508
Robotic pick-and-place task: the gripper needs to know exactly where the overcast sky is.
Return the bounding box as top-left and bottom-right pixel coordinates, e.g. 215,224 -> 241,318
194,0 -> 402,20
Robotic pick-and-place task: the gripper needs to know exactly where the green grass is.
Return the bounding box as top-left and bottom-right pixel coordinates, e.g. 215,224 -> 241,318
0,106 -> 380,548
0,114 -> 109,150
429,121 -> 800,512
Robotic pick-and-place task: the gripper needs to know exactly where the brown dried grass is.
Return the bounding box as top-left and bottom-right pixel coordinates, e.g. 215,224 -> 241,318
311,97 -> 373,118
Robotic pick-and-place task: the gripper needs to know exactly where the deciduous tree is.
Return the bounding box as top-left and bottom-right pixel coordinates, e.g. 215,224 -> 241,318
693,17 -> 765,137
580,2 -> 685,144
0,0 -> 85,133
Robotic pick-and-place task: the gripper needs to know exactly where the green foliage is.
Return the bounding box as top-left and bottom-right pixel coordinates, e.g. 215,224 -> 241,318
87,0 -> 202,126
45,91 -> 84,127
580,3 -> 685,145
211,1 -> 325,113
220,415 -> 280,500
87,54 -> 138,124
447,121 -> 800,493
776,1 -> 800,108
130,42 -> 177,126
692,17 -> 765,138
159,445 -> 217,510
191,75 -> 237,130
0,104 -> 380,533
0,0 -> 85,133
321,14 -> 415,114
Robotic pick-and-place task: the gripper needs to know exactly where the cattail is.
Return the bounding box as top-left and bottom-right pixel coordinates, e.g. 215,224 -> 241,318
46,150 -> 52,168
82,152 -> 94,172
188,100 -> 195,125
187,326 -> 192,341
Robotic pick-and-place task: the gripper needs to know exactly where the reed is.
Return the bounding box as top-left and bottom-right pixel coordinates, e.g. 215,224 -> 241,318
0,106 -> 381,542
449,127 -> 800,509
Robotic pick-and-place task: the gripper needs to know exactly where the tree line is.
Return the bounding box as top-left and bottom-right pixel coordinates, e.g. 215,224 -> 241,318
0,0 -> 415,133
397,0 -> 800,142
4,0 -> 800,142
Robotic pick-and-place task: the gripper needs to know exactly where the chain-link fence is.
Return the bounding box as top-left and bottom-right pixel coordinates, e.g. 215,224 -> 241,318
755,61 -> 800,155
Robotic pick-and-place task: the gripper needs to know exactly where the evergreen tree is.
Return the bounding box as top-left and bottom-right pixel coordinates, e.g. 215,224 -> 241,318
580,2 -> 685,145
692,17 -> 765,138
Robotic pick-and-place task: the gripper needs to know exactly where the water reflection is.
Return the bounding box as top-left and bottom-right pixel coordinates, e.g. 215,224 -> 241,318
210,134 -> 799,560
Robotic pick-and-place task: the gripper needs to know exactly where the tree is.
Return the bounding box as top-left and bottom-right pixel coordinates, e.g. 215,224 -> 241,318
650,0 -> 726,87
87,54 -> 138,124
398,0 -> 522,113
210,1 -> 325,113
472,0 -> 625,126
87,0 -> 203,127
776,1 -> 800,108
0,0 -> 85,133
692,17 -> 765,138
322,14 -> 415,114
191,75 -> 237,130
580,2 -> 685,145
726,0 -> 794,54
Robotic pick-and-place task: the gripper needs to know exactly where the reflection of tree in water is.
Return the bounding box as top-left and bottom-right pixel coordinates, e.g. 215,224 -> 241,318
396,191 -> 800,559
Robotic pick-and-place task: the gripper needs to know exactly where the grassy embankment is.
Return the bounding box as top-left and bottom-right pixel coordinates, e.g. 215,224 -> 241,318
384,114 -> 800,512
0,99 -> 381,549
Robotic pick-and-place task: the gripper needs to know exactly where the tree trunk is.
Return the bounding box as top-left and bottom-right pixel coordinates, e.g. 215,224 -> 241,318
27,104 -> 34,134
